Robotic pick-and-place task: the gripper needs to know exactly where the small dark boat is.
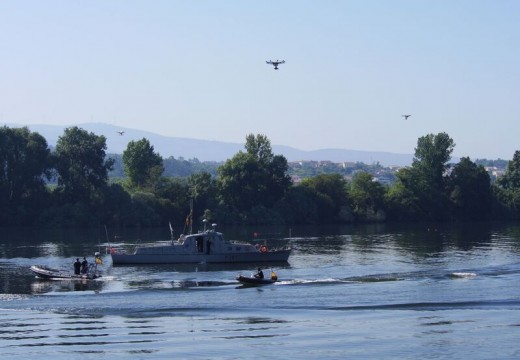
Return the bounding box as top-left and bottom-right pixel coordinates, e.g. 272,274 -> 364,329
30,265 -> 101,280
236,275 -> 277,286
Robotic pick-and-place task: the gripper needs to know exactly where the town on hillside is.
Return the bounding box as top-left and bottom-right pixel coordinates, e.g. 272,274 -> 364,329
286,160 -> 507,185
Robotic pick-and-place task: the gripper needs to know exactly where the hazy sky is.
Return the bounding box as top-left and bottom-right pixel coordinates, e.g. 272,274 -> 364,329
1,1 -> 519,160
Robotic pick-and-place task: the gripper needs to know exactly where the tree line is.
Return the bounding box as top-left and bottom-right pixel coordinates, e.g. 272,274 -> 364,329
2,125 -> 520,228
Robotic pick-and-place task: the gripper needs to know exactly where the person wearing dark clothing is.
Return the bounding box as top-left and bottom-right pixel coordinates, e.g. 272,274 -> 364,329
81,257 -> 88,274
254,268 -> 264,279
74,258 -> 81,275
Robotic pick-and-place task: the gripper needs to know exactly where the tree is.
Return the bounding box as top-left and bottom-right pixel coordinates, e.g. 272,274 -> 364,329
498,151 -> 520,189
243,134 -> 292,206
0,126 -> 51,201
217,134 -> 291,215
218,151 -> 261,212
54,127 -> 114,202
348,171 -> 386,222
447,157 -> 491,221
274,185 -> 319,224
385,169 -> 422,221
493,150 -> 520,219
413,132 -> 455,187
244,134 -> 273,164
154,177 -> 191,226
395,132 -> 455,221
299,173 -> 349,223
97,183 -> 136,227
122,138 -> 164,190
0,126 -> 52,224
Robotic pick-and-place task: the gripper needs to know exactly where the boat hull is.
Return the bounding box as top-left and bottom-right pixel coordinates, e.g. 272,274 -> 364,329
30,265 -> 100,280
111,249 -> 291,265
236,275 -> 276,286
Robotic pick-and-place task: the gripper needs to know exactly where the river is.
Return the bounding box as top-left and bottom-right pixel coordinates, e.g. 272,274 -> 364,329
1,222 -> 520,359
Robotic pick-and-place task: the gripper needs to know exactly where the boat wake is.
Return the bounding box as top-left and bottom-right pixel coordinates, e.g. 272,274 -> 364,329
269,269 -> 481,286
450,272 -> 477,279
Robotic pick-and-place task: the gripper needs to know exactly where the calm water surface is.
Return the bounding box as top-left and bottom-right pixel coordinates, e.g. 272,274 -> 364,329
1,223 -> 520,359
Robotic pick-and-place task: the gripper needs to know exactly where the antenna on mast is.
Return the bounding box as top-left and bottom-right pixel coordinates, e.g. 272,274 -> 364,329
189,199 -> 193,234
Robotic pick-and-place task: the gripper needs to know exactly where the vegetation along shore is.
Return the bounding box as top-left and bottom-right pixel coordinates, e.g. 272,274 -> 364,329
1,125 -> 519,228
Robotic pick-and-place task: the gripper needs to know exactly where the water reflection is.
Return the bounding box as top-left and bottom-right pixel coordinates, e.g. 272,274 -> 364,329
287,234 -> 349,255
284,222 -> 520,265
30,278 -> 106,294
392,222 -> 505,257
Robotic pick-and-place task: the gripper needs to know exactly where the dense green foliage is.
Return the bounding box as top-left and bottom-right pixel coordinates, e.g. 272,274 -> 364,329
217,134 -> 291,223
122,138 -> 164,190
393,132 -> 455,221
349,172 -> 386,222
0,125 -> 518,228
448,157 -> 492,221
0,127 -> 51,225
54,127 -> 114,202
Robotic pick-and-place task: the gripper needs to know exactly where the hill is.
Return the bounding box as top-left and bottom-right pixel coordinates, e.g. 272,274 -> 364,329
6,122 -> 415,166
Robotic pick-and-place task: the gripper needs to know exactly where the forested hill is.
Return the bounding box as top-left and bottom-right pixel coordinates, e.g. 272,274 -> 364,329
8,122 -> 415,166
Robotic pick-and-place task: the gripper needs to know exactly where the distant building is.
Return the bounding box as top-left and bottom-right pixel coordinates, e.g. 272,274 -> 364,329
291,175 -> 302,184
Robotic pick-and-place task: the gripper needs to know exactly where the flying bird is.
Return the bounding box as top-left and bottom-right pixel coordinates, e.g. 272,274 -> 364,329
402,114 -> 411,120
116,131 -> 125,135
266,59 -> 285,70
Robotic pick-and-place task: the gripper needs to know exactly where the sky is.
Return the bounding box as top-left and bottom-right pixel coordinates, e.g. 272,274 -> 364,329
1,0 -> 519,160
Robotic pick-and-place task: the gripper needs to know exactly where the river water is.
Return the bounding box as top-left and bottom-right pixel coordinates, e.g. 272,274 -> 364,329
1,222 -> 520,359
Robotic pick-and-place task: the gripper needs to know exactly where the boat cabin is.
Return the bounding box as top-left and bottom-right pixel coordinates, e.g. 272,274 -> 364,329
178,230 -> 257,254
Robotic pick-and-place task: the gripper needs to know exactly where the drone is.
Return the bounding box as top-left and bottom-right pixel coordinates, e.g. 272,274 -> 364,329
402,114 -> 411,120
266,59 -> 285,70
116,131 -> 125,135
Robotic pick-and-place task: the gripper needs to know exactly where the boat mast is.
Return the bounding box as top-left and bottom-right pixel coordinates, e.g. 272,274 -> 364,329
189,199 -> 193,234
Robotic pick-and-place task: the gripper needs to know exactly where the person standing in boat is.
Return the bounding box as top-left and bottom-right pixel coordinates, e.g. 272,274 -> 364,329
254,268 -> 264,279
81,257 -> 88,274
95,252 -> 103,265
74,258 -> 81,275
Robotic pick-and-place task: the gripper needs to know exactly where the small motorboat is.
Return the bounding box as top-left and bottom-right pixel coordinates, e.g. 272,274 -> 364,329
236,270 -> 278,286
236,275 -> 276,286
30,265 -> 101,280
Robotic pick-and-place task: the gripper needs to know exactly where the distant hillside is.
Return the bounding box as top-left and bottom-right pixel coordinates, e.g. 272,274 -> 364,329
6,122 -> 415,166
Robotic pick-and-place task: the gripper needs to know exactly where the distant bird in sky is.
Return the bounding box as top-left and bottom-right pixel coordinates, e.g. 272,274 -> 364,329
402,114 -> 411,120
116,131 -> 125,135
266,59 -> 285,70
